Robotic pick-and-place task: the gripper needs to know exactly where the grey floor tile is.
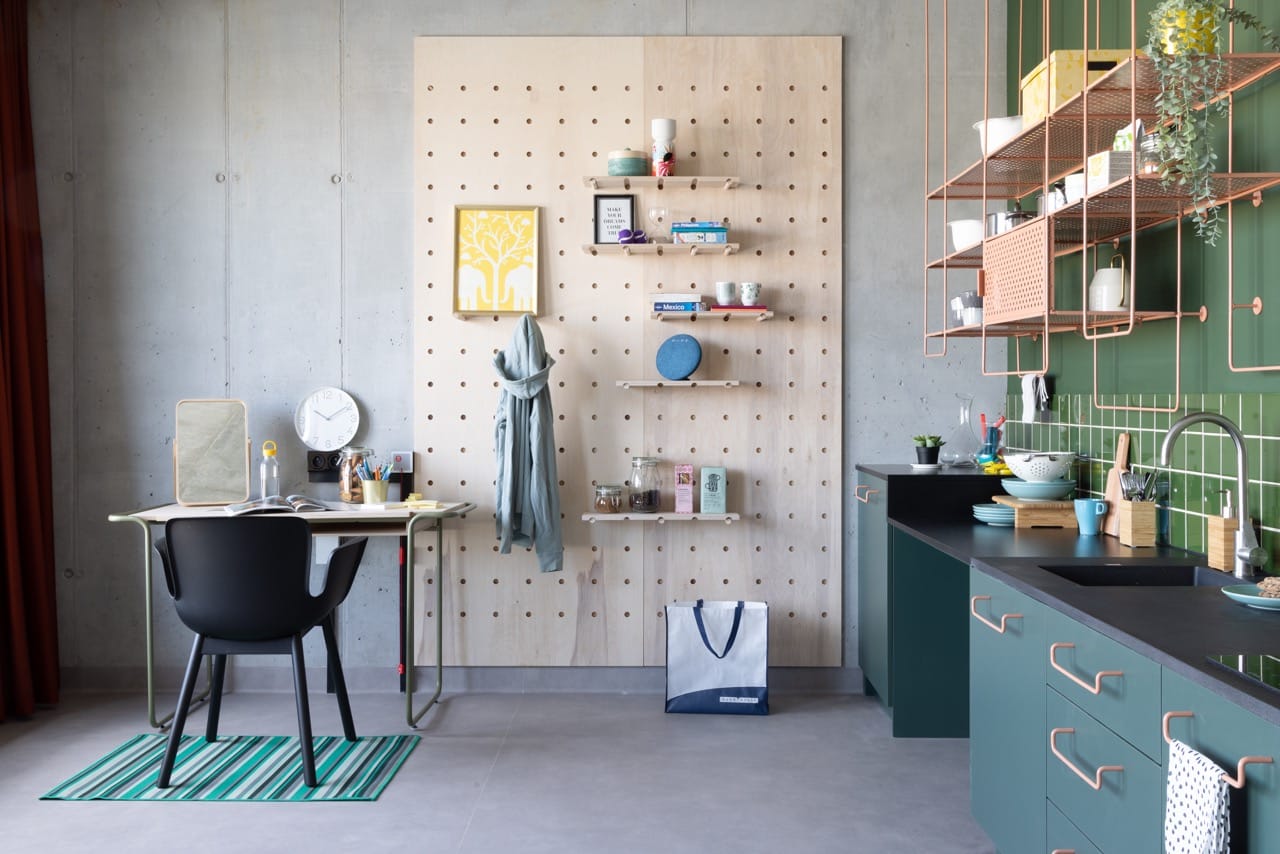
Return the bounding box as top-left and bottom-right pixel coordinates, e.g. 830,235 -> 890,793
0,691 -> 994,854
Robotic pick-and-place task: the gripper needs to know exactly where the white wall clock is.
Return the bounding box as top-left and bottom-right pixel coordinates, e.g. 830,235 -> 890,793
294,387 -> 360,451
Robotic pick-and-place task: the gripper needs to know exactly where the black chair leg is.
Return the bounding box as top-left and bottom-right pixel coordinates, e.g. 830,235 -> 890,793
157,634 -> 205,788
322,614 -> 357,742
205,654 -> 227,742
290,634 -> 317,787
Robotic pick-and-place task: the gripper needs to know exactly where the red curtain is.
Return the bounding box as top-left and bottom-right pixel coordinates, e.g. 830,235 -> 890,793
1,0 -> 59,721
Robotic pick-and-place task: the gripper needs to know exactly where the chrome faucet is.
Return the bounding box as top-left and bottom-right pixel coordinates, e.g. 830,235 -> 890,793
1159,412 -> 1268,579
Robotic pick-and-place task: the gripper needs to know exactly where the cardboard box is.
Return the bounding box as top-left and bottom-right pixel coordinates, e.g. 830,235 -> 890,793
700,466 -> 727,514
1020,49 -> 1142,128
674,464 -> 694,513
671,229 -> 728,244
1085,150 -> 1135,195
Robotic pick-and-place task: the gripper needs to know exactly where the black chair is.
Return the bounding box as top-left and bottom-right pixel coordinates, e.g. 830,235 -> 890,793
152,516 -> 367,788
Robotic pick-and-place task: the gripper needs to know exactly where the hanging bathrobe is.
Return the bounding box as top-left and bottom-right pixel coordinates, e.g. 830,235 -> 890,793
493,314 -> 563,572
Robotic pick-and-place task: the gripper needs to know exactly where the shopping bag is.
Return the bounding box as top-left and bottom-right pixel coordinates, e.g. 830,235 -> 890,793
665,599 -> 768,715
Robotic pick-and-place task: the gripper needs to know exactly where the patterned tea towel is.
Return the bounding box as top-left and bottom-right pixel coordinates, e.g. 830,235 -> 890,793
1165,738 -> 1231,854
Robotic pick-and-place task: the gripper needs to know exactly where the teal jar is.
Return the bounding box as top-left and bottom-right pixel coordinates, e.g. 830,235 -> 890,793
607,149 -> 650,177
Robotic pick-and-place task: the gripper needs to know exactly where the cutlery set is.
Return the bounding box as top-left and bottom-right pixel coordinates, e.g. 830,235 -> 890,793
1120,470 -> 1156,501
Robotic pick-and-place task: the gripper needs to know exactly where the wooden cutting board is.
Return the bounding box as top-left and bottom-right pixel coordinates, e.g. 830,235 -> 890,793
991,495 -> 1078,529
1103,432 -> 1130,537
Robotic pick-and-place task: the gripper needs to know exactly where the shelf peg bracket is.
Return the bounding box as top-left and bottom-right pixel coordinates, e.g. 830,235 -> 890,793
1252,191 -> 1263,208
1231,297 -> 1263,316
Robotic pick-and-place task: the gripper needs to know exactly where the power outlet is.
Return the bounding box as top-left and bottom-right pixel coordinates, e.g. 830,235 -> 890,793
389,450 -> 414,473
307,450 -> 343,482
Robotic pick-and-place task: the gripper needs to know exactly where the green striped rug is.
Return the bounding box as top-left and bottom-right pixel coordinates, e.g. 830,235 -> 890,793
42,733 -> 419,801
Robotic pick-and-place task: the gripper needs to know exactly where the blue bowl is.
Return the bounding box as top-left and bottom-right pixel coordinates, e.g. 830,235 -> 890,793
1000,477 -> 1075,501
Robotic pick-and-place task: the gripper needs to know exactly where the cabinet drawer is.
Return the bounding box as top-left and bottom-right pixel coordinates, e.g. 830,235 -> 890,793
1047,801 -> 1102,854
1048,688 -> 1161,853
1047,609 -> 1162,760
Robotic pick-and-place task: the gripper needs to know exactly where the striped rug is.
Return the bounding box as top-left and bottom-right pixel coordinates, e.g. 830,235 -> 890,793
42,734 -> 419,801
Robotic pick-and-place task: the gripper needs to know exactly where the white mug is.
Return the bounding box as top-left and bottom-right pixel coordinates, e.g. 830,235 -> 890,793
715,281 -> 737,306
740,282 -> 761,306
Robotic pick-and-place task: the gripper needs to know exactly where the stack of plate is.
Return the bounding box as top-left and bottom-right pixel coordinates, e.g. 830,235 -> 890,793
973,503 -> 1016,527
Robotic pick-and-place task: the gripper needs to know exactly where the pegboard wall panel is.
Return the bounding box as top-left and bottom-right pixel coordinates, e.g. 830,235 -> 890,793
413,36 -> 842,668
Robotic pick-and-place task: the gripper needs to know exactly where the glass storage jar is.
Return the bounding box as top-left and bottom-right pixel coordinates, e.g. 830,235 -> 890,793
593,483 -> 623,514
627,457 -> 661,513
339,446 -> 373,503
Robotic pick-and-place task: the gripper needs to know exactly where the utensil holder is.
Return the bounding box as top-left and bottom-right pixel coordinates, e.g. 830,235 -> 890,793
1118,500 -> 1156,548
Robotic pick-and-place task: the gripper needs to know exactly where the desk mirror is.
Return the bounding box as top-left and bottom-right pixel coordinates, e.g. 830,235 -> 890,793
174,399 -> 250,506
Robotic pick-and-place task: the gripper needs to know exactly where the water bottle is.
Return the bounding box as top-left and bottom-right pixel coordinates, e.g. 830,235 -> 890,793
259,440 -> 280,499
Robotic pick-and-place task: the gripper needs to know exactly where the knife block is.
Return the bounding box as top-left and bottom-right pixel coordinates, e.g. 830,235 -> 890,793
1206,515 -> 1239,572
1118,500 -> 1155,548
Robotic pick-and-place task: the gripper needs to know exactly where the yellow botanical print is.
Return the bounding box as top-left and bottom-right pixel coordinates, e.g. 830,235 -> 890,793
453,206 -> 539,314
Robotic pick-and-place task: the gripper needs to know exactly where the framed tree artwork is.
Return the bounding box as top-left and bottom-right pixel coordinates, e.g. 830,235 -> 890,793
453,205 -> 540,315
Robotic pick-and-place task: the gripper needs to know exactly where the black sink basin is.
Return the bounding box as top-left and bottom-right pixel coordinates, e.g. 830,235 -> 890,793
1038,563 -> 1235,588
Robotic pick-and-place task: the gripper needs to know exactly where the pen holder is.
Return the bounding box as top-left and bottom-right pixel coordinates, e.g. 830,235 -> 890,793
1118,500 -> 1156,548
361,479 -> 390,504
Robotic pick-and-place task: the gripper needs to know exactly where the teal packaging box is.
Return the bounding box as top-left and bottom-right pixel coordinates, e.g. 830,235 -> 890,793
700,466 -> 727,513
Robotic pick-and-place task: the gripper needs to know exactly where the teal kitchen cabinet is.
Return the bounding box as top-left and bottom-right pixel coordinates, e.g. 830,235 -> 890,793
1048,801 -> 1103,854
882,527 -> 970,737
1162,667 -> 1280,852
856,473 -> 889,701
1046,686 -> 1163,853
969,568 -> 1046,854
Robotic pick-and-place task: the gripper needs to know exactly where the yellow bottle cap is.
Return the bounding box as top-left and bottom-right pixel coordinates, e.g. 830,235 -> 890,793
263,440 -> 278,457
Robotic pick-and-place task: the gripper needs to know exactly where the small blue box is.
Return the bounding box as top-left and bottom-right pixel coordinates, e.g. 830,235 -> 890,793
700,466 -> 727,514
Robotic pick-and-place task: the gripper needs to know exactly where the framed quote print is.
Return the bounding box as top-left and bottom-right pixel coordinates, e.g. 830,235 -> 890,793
593,194 -> 635,244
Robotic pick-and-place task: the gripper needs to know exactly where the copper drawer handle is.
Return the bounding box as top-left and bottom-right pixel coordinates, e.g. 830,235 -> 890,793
1050,642 -> 1122,695
1050,727 -> 1124,790
1051,850 -> 1075,854
1162,710 -> 1274,789
970,595 -> 1022,634
855,485 -> 880,504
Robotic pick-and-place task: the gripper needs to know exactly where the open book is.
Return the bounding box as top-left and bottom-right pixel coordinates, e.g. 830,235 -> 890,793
224,494 -> 330,516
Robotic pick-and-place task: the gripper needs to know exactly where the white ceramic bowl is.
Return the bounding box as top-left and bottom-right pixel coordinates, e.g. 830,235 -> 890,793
973,116 -> 1023,156
948,219 -> 983,251
1004,452 -> 1076,483
1001,477 -> 1076,500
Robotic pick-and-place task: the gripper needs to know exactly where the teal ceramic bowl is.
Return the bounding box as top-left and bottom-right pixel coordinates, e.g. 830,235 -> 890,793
1000,477 -> 1075,501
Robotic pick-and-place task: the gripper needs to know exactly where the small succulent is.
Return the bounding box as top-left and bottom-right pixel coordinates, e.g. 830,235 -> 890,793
913,435 -> 946,447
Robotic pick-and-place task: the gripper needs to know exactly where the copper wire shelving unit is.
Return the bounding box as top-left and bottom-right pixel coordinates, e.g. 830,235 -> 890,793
924,0 -> 1280,396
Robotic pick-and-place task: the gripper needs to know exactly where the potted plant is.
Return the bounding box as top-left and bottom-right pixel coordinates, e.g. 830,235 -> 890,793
1147,0 -> 1280,246
913,435 -> 946,465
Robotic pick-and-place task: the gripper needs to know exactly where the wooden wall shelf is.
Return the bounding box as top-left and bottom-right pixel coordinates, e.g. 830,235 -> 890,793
583,243 -> 739,256
583,175 -> 740,191
653,309 -> 772,321
616,379 -> 740,388
581,512 -> 740,523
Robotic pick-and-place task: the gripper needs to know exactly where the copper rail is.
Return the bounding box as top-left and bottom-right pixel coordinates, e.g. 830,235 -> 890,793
1051,727 -> 1124,790
969,594 -> 1022,634
1162,710 -> 1274,789
1049,642 -> 1123,694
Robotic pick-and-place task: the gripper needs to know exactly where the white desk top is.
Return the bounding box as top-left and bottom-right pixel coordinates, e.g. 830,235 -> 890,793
111,501 -> 475,536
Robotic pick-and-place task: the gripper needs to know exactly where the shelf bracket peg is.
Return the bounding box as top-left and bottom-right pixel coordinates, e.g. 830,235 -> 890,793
1231,297 -> 1263,316
690,245 -> 700,256
722,178 -> 732,190
721,245 -> 731,256
622,245 -> 631,257
1253,191 -> 1263,208
623,178 -> 631,191
588,178 -> 599,190
657,177 -> 665,190
689,178 -> 697,190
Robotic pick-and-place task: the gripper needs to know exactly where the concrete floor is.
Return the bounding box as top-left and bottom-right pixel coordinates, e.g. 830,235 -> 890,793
0,691 -> 995,854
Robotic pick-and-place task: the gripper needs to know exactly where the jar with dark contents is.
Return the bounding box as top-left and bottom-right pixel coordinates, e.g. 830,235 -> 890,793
627,457 -> 661,513
339,446 -> 373,503
593,483 -> 623,514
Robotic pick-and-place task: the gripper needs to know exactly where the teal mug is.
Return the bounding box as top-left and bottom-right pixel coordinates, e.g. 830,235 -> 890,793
1074,498 -> 1108,536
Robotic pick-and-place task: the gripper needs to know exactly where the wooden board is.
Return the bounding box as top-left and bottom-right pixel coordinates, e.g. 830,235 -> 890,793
991,495 -> 1078,529
1102,432 -> 1130,537
412,37 -> 842,667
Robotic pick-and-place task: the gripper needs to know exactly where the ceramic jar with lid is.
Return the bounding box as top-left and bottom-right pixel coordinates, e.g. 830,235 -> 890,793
339,446 -> 373,503
593,483 -> 623,514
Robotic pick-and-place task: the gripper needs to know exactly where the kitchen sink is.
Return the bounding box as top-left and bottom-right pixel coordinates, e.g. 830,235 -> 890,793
1038,563 -> 1235,587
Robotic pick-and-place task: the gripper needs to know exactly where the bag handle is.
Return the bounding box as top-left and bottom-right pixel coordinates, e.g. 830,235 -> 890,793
692,599 -> 744,659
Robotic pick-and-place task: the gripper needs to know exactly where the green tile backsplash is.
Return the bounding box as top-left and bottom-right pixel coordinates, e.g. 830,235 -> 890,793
1003,393 -> 1280,569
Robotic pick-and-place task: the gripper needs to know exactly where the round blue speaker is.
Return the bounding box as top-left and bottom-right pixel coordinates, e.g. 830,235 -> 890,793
655,334 -> 702,381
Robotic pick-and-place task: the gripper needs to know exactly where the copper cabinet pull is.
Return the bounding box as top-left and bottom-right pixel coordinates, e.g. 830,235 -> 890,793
1162,710 -> 1274,789
1050,727 -> 1123,790
1049,642 -> 1122,695
855,485 -> 880,504
970,595 -> 1022,634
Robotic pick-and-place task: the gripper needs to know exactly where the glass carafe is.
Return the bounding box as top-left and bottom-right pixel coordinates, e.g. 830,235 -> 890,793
940,394 -> 981,466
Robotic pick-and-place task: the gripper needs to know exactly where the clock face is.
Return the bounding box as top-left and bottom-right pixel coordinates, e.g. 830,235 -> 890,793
294,387 -> 360,451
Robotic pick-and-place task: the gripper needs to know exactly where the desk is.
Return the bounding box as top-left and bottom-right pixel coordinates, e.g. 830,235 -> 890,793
108,501 -> 476,729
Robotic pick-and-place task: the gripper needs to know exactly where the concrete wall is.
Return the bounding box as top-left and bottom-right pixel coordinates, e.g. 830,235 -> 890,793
27,0 -> 1004,692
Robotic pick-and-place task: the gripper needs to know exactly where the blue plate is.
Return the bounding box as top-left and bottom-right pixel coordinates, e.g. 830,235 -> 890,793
1222,585 -> 1280,611
655,334 -> 702,381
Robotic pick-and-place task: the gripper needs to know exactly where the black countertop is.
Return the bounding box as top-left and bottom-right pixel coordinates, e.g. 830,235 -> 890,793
864,466 -> 1280,726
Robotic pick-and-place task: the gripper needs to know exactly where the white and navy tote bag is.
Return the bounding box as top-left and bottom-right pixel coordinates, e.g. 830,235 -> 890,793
665,600 -> 768,715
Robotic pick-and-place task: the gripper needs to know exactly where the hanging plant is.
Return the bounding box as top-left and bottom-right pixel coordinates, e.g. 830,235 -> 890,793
1147,0 -> 1280,246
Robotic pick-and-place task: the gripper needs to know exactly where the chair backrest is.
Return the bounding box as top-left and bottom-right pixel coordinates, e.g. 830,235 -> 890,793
160,516 -> 359,642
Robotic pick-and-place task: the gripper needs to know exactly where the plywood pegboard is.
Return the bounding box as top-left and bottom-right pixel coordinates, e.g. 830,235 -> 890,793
413,36 -> 841,668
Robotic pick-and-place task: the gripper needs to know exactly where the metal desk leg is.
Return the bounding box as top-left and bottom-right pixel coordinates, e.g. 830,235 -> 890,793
405,512 -> 446,727
108,513 -> 212,730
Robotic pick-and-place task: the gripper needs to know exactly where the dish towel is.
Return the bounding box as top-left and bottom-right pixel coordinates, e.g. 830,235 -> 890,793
1165,738 -> 1231,854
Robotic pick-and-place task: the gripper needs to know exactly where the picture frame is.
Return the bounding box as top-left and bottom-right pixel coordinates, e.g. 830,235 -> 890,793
453,205 -> 540,315
593,194 -> 635,244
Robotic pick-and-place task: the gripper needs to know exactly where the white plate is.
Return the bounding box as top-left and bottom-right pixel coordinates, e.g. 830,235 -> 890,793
910,463 -> 941,472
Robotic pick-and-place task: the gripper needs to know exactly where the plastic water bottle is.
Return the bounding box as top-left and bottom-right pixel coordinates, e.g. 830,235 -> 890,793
259,440 -> 280,499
